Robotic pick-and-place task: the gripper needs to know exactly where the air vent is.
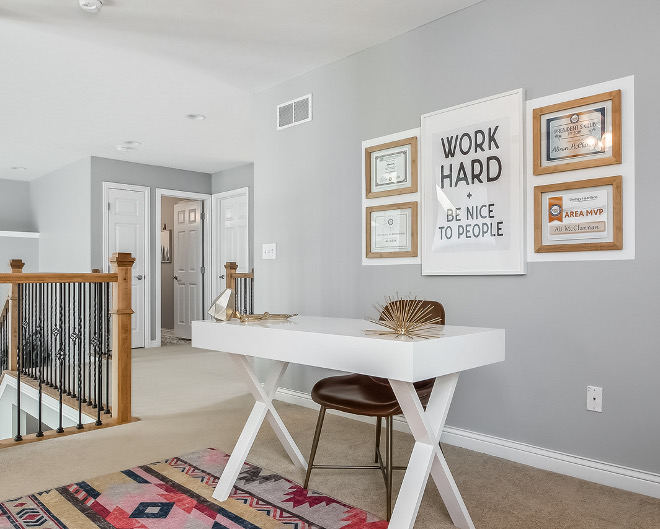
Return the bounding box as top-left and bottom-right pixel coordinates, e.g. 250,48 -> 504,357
277,94 -> 312,130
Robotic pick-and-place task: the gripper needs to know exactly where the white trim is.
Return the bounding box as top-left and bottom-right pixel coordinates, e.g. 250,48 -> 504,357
102,182 -> 151,349
0,231 -> 39,239
211,187 -> 250,299
274,387 -> 660,499
155,188 -> 212,349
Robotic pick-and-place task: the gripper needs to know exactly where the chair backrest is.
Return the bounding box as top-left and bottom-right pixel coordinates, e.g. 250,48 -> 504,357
370,299 -> 445,388
379,299 -> 445,325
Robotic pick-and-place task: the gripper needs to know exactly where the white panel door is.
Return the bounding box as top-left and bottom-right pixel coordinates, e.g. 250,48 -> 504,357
173,201 -> 203,339
107,187 -> 146,348
213,189 -> 249,297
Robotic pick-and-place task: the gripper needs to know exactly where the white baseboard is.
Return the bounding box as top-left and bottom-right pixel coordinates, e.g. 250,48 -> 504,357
275,387 -> 660,499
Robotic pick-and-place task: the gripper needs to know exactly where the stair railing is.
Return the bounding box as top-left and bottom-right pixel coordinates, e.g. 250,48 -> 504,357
0,252 -> 135,446
224,261 -> 254,315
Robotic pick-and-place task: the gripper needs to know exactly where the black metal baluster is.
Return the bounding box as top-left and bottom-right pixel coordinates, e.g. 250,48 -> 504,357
88,283 -> 92,406
70,283 -> 77,399
76,283 -> 83,429
243,278 -> 247,315
14,284 -> 23,442
66,283 -> 71,396
81,284 -> 86,404
36,284 -> 44,437
95,283 -> 102,425
97,282 -> 104,414
56,282 -> 65,434
105,282 -> 111,415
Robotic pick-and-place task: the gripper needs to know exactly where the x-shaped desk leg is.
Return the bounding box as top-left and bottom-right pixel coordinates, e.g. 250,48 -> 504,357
212,354 -> 308,501
388,374 -> 475,529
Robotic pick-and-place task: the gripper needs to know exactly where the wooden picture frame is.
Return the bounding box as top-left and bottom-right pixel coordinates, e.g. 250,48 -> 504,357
533,90 -> 621,175
534,176 -> 622,253
366,201 -> 418,258
365,137 -> 418,198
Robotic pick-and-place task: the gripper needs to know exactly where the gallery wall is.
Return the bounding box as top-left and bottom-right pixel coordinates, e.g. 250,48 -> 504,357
212,163 -> 255,269
30,158 -> 92,273
253,0 -> 660,474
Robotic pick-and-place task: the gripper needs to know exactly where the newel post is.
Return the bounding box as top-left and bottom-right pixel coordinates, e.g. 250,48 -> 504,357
110,252 -> 135,423
225,261 -> 237,291
8,259 -> 24,371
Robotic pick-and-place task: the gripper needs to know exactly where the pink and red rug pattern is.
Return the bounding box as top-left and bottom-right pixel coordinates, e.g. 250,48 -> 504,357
0,448 -> 387,529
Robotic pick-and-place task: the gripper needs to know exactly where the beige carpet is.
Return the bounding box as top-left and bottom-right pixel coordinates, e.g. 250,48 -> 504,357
0,344 -> 658,528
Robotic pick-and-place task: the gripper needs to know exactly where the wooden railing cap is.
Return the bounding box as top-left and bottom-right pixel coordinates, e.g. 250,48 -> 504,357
109,253 -> 135,268
10,259 -> 25,272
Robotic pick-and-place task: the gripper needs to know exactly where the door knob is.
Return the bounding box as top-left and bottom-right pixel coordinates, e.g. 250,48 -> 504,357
173,275 -> 179,281
219,275 -> 225,279
136,275 -> 144,280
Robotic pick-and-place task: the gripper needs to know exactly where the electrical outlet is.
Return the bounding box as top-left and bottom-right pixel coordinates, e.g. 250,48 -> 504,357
262,243 -> 277,260
586,386 -> 603,412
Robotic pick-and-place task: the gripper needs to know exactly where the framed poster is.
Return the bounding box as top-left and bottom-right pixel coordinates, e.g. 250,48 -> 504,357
161,229 -> 172,263
366,201 -> 418,258
365,137 -> 418,198
534,176 -> 622,253
421,89 -> 525,275
533,90 -> 621,175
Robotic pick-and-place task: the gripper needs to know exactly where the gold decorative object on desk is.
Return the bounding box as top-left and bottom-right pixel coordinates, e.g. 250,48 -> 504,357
365,295 -> 443,339
238,312 -> 297,323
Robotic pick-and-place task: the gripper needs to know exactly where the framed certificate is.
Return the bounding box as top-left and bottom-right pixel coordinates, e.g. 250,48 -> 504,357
534,176 -> 622,252
366,202 -> 418,258
533,90 -> 621,175
365,137 -> 417,198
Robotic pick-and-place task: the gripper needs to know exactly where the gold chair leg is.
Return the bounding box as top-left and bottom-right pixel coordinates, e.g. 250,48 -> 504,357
374,416 -> 382,463
386,415 -> 393,521
303,406 -> 326,489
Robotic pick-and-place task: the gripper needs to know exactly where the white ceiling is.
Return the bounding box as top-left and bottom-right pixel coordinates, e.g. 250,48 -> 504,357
0,0 -> 480,181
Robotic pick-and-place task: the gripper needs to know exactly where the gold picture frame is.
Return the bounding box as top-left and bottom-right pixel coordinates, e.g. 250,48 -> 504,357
365,137 -> 418,198
533,90 -> 621,175
534,175 -> 622,253
366,201 -> 418,258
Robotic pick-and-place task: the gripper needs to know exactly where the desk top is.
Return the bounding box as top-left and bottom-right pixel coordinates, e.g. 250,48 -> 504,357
192,316 -> 505,382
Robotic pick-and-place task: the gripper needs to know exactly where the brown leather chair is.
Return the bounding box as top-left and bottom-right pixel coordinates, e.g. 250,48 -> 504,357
303,300 -> 445,520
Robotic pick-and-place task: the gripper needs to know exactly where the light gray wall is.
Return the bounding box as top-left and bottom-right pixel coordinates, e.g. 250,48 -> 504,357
0,237 -> 39,302
0,179 -> 36,232
30,158 -> 92,272
90,157 -> 212,341
253,0 -> 660,473
212,163 -> 255,269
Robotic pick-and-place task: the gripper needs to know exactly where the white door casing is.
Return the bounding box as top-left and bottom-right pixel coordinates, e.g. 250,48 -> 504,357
105,185 -> 148,348
212,188 -> 249,297
173,201 -> 203,339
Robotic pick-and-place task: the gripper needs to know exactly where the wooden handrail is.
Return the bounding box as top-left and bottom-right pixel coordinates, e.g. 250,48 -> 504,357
0,273 -> 118,284
225,261 -> 254,291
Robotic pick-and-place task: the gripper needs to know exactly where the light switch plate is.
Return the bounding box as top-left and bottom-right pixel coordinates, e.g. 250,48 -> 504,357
587,386 -> 603,412
262,243 -> 277,260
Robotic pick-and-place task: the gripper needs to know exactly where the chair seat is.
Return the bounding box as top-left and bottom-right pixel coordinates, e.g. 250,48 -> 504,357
312,374 -> 400,416
311,374 -> 435,417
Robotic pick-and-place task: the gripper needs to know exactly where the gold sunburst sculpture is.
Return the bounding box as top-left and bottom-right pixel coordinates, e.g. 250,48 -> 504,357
365,295 -> 443,339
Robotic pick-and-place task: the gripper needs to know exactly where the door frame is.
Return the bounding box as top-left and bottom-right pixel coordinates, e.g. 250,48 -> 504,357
211,187 -> 250,298
155,188 -> 212,348
102,181 -> 151,349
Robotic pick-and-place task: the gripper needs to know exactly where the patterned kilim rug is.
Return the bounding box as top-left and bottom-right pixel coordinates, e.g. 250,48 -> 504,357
0,448 -> 387,529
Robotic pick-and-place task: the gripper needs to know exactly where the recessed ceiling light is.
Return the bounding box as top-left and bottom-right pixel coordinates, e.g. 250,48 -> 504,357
79,0 -> 103,13
186,114 -> 206,120
116,146 -> 135,152
11,166 -> 26,171
122,141 -> 141,147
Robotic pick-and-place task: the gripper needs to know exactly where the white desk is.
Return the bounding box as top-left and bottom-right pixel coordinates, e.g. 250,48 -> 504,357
192,316 -> 505,529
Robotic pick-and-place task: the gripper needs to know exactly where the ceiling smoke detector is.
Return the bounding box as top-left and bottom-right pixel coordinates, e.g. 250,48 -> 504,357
79,0 -> 103,13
